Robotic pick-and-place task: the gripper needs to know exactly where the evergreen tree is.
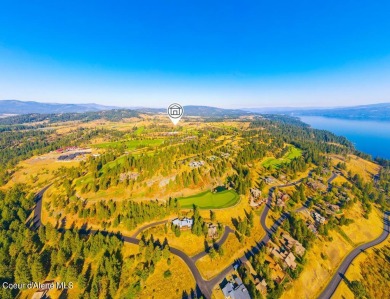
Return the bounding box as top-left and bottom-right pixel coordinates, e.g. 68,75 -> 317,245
14,253 -> 31,284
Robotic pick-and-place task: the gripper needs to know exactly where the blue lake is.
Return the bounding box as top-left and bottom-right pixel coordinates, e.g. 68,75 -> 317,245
299,116 -> 390,159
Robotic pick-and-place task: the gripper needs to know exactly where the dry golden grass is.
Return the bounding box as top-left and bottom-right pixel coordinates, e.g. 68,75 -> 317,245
281,229 -> 352,299
1,152 -> 80,192
331,154 -> 380,182
281,203 -> 384,299
123,242 -> 141,257
212,285 -> 227,299
332,175 -> 350,186
341,203 -> 383,245
196,234 -> 239,280
266,209 -> 280,229
332,236 -> 390,299
142,225 -> 207,257
139,255 -> 196,299
196,219 -> 265,280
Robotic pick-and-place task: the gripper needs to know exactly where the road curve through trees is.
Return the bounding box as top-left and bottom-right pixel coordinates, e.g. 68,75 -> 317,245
33,186 -> 214,298
32,179 -> 310,298
32,173 -> 389,299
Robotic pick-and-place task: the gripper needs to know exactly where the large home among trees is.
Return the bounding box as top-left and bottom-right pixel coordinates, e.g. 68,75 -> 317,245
280,233 -> 306,256
221,276 -> 251,299
312,212 -> 326,224
172,217 -> 193,229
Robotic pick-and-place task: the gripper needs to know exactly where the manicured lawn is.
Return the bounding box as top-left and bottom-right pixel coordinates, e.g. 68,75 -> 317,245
262,146 -> 302,168
178,189 -> 239,209
285,146 -> 302,159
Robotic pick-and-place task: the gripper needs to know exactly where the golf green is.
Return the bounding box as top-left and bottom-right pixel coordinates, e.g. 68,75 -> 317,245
178,190 -> 239,209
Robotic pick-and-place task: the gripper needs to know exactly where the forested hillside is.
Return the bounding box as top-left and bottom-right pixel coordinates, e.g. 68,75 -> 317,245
0,110 -> 388,299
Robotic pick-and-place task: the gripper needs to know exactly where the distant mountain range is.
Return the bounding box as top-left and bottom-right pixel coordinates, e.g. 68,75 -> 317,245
0,100 -> 251,118
135,105 -> 250,117
1,100 -> 389,121
0,100 -> 119,114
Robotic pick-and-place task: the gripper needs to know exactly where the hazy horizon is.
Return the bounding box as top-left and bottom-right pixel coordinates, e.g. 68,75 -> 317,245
1,98 -> 389,110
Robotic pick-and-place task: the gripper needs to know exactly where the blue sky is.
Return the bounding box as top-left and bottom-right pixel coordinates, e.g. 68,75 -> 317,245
0,0 -> 390,108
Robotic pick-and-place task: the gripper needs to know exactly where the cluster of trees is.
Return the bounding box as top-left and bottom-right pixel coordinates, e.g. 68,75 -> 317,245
192,206 -> 206,236
280,156 -> 308,177
207,243 -> 224,260
348,280 -> 367,299
237,263 -> 263,299
0,184 -> 134,299
248,247 -> 286,299
137,235 -> 171,280
282,213 -> 316,249
290,184 -> 306,203
353,168 -> 390,213
78,137 -> 224,195
0,185 -> 36,298
171,223 -> 182,237
377,167 -> 390,210
230,164 -> 252,195
75,198 -> 180,230
0,183 -> 176,299
233,210 -> 255,242
250,118 -> 353,155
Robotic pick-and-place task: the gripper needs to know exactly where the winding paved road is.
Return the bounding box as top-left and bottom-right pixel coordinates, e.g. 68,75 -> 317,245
33,173 -> 389,299
318,211 -> 390,299
33,185 -> 219,298
32,184 -> 52,229
130,219 -> 170,238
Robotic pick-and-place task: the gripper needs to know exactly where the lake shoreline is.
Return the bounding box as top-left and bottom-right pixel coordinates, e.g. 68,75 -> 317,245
299,116 -> 390,160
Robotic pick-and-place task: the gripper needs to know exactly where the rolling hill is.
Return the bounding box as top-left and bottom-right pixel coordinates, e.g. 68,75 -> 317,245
0,100 -> 119,114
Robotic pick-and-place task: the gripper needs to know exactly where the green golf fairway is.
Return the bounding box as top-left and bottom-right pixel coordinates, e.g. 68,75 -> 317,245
178,189 -> 239,209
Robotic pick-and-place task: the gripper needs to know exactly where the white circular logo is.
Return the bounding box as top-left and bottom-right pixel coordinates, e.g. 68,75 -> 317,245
167,103 -> 184,119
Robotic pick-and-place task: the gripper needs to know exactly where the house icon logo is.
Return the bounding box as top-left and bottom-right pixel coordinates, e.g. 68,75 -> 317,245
167,103 -> 183,119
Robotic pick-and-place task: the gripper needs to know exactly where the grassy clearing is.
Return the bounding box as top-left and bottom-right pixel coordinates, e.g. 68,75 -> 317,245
332,175 -> 350,186
142,225 -> 206,257
331,154 -> 380,182
178,189 -> 240,209
92,138 -> 164,150
1,153 -> 80,192
262,146 -> 302,169
341,203 -> 383,245
140,255 -> 196,299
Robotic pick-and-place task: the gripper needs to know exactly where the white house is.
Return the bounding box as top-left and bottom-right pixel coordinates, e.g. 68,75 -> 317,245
172,217 -> 193,229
